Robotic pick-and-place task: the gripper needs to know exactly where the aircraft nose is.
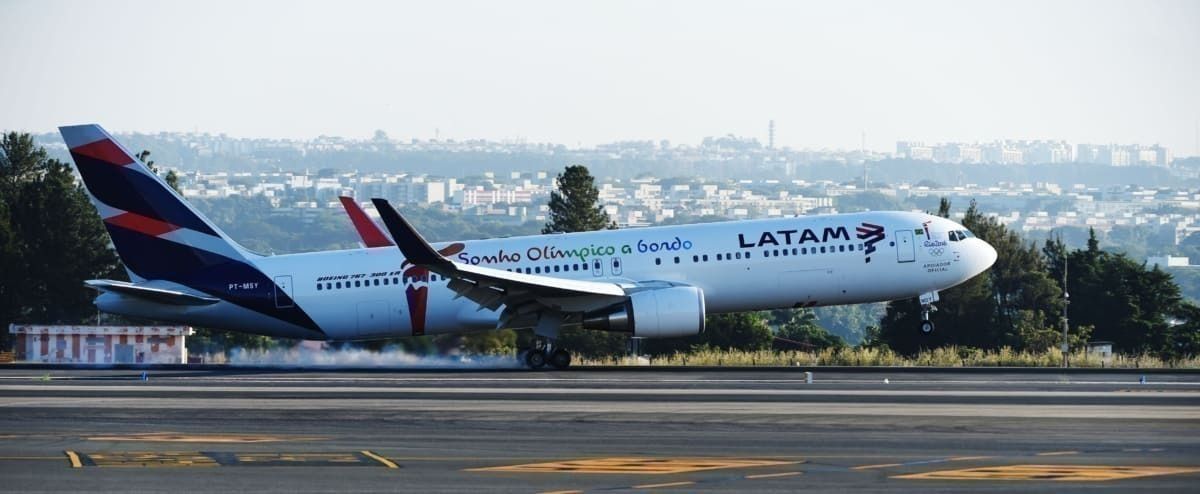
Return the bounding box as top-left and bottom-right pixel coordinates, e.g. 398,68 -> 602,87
975,239 -> 998,273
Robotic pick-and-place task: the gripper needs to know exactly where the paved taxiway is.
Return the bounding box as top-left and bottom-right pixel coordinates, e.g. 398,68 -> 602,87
1,367 -> 1198,492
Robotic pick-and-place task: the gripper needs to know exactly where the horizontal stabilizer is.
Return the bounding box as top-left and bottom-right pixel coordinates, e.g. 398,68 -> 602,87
85,279 -> 220,306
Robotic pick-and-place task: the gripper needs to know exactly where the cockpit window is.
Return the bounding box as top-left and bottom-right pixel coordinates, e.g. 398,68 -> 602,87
949,230 -> 974,242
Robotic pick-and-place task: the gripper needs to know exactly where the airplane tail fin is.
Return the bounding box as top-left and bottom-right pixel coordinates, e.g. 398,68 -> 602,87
58,124 -> 253,281
338,196 -> 394,248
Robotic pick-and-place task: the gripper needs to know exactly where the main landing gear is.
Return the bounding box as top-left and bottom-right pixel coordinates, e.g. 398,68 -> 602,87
520,337 -> 572,370
919,291 -> 939,335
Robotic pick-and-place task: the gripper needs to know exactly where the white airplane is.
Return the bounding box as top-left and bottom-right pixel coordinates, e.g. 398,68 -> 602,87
61,124 -> 997,369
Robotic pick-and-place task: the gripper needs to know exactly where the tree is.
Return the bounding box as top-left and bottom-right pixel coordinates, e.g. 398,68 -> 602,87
541,165 -> 625,356
543,165 -> 615,233
136,150 -> 180,193
1053,228 -> 1188,356
647,312 -> 774,354
878,199 -> 1062,354
703,312 -> 774,351
0,132 -> 121,348
773,309 -> 846,350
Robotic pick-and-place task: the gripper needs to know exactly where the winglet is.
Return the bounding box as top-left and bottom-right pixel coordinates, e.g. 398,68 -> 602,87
338,196 -> 394,248
371,198 -> 451,268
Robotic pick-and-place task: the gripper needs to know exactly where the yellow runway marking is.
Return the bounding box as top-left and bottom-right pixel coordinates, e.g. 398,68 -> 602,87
745,471 -> 802,479
468,457 -> 797,474
1036,451 -> 1080,456
232,453 -> 362,465
633,481 -> 695,489
360,450 -> 399,469
85,451 -> 219,468
895,464 -> 1200,481
65,451 -> 81,468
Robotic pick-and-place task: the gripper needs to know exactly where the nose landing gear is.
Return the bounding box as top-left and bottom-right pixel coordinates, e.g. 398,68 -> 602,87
919,291 -> 939,335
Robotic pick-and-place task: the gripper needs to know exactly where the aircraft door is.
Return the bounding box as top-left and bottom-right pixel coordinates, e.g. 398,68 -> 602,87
895,230 -> 916,263
273,275 -> 294,308
592,258 -> 603,277
610,257 -> 623,276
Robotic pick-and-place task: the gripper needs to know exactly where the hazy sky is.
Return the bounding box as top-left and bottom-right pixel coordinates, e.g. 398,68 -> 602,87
2,0 -> 1198,153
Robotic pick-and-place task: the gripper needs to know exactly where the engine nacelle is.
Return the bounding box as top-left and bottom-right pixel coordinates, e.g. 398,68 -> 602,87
583,286 -> 705,338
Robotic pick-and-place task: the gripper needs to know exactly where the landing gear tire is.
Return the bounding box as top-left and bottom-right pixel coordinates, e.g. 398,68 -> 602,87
525,349 -> 547,369
920,320 -> 935,334
549,349 -> 572,370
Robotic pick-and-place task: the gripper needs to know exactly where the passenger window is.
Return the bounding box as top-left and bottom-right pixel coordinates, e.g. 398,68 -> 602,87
693,255 -> 699,263
316,284 -> 322,291
820,246 -> 826,254
674,256 -> 680,264
735,252 -> 742,259
717,253 -> 723,261
336,282 -> 342,289
655,258 -> 661,265
702,254 -> 709,262
839,245 -> 845,252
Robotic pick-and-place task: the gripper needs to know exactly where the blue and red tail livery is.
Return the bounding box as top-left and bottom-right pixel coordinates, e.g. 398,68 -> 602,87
60,124 -> 322,337
60,124 -> 250,280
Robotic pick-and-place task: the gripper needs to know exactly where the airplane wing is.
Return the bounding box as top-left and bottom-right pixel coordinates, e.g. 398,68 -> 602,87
371,199 -> 627,322
85,279 -> 220,306
337,196 -> 395,248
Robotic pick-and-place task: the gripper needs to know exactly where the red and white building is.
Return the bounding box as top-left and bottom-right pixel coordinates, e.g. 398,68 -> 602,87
8,325 -> 193,364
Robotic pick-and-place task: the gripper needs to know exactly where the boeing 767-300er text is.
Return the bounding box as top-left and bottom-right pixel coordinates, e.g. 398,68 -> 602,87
61,124 -> 997,369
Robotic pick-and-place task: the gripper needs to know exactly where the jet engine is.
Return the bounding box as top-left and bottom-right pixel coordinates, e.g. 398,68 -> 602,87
582,286 -> 705,338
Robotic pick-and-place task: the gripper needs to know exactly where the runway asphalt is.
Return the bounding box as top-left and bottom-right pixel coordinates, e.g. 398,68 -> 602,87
0,367 -> 1198,493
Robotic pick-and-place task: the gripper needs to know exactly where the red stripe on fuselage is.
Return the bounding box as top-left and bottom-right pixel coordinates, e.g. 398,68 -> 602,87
70,138 -> 135,166
105,212 -> 181,237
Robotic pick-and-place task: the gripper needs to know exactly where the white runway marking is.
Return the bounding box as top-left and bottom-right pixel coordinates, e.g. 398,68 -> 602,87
1,376 -> 1197,386
2,384 -> 1200,398
1,397 -> 1197,420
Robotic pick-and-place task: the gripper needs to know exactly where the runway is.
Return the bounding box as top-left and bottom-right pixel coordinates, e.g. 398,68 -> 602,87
1,368 -> 1198,493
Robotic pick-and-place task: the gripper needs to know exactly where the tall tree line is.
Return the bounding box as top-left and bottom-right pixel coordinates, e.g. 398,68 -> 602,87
0,133 -> 121,349
875,199 -> 1200,360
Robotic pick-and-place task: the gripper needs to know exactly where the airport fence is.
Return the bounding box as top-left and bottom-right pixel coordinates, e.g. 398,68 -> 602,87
581,346 -> 1200,368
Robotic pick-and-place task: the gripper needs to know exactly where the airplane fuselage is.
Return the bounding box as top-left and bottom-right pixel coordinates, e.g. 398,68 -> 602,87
97,211 -> 995,341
